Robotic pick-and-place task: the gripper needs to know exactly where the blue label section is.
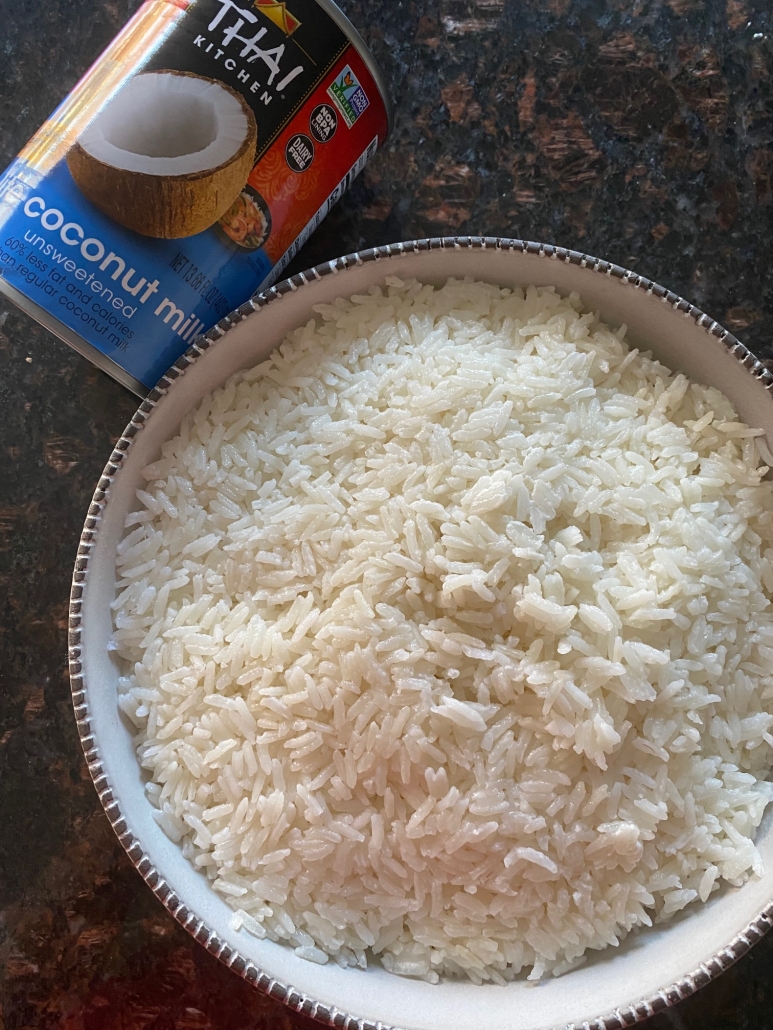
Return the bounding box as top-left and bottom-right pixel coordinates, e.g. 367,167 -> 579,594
0,159 -> 274,388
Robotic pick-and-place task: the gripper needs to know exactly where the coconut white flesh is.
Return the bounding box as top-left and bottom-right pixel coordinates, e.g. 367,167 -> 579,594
78,72 -> 250,176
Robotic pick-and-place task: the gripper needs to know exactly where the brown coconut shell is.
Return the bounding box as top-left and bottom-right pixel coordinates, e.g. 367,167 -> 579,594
67,72 -> 257,239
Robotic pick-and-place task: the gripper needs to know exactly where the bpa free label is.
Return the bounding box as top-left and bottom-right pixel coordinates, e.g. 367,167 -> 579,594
309,103 -> 338,143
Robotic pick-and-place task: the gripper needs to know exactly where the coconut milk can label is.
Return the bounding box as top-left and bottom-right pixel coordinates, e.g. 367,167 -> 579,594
147,0 -> 350,159
0,0 -> 390,392
0,157 -> 272,385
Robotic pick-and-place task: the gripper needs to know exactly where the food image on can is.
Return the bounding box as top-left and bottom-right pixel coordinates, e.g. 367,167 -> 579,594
0,0 -> 392,394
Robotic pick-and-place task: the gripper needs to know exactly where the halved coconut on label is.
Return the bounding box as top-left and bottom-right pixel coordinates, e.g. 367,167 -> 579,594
67,71 -> 257,239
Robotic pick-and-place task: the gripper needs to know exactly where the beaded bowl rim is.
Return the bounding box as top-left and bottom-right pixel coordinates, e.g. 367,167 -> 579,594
69,235 -> 773,1030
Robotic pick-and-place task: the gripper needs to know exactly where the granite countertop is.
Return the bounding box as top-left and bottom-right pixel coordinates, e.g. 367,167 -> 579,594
2,0 -> 773,1027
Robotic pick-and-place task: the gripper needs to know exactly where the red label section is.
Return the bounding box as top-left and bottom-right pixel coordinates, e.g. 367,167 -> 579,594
248,45 -> 388,264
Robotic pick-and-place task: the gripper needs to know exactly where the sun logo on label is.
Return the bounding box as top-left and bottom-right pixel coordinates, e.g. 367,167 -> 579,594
253,0 -> 301,35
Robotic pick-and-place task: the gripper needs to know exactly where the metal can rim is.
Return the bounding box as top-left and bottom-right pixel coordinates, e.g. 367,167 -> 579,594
314,0 -> 394,140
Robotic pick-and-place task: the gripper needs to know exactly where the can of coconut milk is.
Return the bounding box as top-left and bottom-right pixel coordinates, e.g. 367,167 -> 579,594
0,0 -> 392,394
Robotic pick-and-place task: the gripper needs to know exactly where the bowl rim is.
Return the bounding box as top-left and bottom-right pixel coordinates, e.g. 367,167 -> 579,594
69,234 -> 773,1030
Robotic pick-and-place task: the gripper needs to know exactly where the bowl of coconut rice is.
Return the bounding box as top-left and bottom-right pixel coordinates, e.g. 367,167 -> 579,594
70,237 -> 773,1030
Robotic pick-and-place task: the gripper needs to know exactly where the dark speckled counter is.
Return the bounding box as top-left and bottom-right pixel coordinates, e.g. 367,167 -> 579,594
2,0 -> 773,1027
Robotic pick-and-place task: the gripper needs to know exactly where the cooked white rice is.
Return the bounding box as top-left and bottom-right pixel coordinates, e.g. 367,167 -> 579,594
113,278 -> 773,983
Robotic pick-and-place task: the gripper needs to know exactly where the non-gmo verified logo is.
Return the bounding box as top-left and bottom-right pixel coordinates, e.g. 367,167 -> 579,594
327,65 -> 369,127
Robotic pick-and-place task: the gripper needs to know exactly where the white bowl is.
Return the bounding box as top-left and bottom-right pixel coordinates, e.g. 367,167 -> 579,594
69,237 -> 773,1030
